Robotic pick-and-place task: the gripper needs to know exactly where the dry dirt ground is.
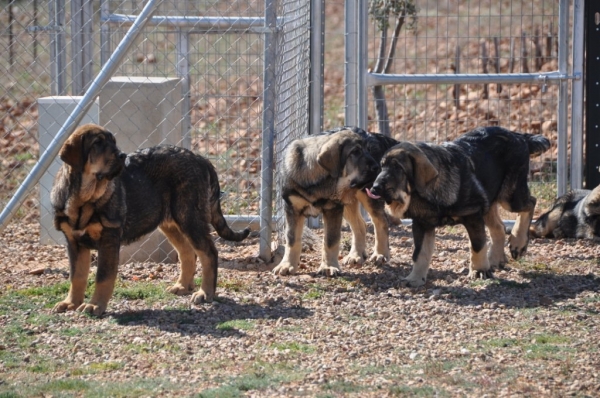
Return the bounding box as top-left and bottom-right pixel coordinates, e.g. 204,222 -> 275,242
0,217 -> 599,397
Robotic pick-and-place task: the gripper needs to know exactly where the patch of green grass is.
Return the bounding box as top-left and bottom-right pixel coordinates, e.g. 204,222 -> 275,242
216,319 -> 254,331
482,337 -> 520,349
199,363 -> 304,397
321,380 -> 366,394
218,278 -> 246,292
270,341 -> 315,354
388,384 -> 445,397
303,283 -> 326,300
88,361 -> 123,372
113,281 -> 167,303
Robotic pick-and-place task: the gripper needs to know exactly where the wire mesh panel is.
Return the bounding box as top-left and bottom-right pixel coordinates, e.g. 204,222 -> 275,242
365,0 -> 561,213
273,0 -> 311,244
0,0 -> 311,263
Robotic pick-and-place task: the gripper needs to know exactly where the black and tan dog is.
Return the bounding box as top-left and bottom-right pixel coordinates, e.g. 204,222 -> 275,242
368,126 -> 550,286
272,126 -> 398,276
51,124 -> 250,316
530,185 -> 600,240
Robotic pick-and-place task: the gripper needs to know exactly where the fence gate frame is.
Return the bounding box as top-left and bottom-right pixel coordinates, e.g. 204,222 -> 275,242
345,0 -> 585,197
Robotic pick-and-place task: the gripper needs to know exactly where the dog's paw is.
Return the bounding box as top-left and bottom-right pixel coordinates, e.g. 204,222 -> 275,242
272,261 -> 297,276
403,275 -> 426,288
343,251 -> 366,268
317,264 -> 341,277
468,269 -> 494,280
508,235 -> 528,260
488,252 -> 508,270
191,289 -> 213,305
368,253 -> 388,266
76,302 -> 106,317
167,283 -> 194,296
53,300 -> 81,313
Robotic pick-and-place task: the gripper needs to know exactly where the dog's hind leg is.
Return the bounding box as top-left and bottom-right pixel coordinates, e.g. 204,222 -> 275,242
53,241 -> 91,313
505,196 -> 536,259
190,237 -> 219,304
161,223 -> 197,296
484,203 -> 508,269
318,205 -> 344,276
342,198 -> 368,267
404,222 -> 435,287
463,214 -> 493,280
357,191 -> 390,266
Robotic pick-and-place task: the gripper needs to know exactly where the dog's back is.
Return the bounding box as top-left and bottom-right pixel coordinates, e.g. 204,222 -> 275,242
454,126 -> 550,207
120,145 -> 249,244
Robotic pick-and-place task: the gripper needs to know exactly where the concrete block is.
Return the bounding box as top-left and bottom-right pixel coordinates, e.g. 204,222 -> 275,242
37,96 -> 99,246
99,76 -> 186,264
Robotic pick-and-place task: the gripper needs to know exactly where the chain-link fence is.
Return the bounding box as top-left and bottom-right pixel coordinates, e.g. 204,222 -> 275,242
360,0 -> 575,216
0,0 -> 310,263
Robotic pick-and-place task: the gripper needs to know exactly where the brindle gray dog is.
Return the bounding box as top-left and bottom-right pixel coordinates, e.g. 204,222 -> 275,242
530,185 -> 600,240
273,127 -> 398,276
368,126 -> 550,287
51,124 -> 250,316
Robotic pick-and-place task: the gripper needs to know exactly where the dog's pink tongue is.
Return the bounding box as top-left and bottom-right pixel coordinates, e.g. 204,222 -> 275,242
365,188 -> 381,200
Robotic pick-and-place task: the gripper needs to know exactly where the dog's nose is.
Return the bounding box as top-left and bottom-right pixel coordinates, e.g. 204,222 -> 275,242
119,153 -> 127,161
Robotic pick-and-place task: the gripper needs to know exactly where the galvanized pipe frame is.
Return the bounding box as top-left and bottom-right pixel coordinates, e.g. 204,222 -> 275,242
0,0 -> 161,232
351,0 -> 584,197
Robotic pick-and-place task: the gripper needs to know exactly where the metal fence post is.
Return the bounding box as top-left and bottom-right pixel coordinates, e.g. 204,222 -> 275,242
309,0 -> 325,136
585,0 -> 600,188
259,0 -> 278,261
0,0 -> 161,232
176,29 -> 192,148
571,0 -> 585,190
50,0 -> 66,95
71,0 -> 94,94
344,0 -> 358,126
557,0 -> 570,196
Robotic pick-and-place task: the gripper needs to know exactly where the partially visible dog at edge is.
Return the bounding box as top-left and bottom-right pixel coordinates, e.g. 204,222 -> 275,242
51,123 -> 250,316
367,126 -> 551,287
272,126 -> 398,277
530,185 -> 600,240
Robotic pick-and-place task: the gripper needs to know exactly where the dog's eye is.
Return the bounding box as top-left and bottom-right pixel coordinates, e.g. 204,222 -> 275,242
350,148 -> 361,157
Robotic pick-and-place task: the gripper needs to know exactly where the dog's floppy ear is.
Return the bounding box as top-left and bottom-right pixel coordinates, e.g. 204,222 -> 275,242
398,142 -> 438,194
317,135 -> 344,178
59,129 -> 86,170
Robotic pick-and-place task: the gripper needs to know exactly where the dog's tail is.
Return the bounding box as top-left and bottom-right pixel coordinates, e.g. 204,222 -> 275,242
525,134 -> 551,156
208,170 -> 251,242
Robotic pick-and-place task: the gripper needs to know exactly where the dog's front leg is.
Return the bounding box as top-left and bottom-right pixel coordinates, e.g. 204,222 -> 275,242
272,207 -> 305,276
342,199 -> 367,267
357,191 -> 390,266
78,229 -> 120,316
318,205 -> 344,276
53,240 -> 91,313
404,222 -> 435,287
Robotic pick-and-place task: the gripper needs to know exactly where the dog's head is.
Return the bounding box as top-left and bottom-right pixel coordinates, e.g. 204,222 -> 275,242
584,186 -> 600,237
317,129 -> 381,190
60,124 -> 127,182
368,142 -> 438,217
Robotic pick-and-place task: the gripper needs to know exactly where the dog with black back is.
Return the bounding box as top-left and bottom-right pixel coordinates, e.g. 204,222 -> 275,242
51,124 -> 250,316
530,185 -> 600,240
367,126 -> 550,286
272,126 -> 398,276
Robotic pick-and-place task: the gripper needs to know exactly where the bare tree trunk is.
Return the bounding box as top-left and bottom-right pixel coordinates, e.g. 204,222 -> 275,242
372,15 -> 406,136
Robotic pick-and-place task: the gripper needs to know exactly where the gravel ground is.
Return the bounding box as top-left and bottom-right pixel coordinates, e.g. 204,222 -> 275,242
1,219 -> 599,397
